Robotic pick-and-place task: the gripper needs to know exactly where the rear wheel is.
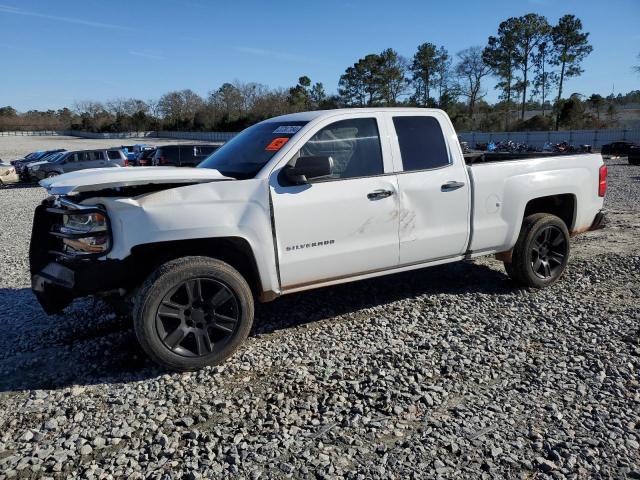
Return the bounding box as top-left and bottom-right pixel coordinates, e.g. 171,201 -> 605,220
133,256 -> 254,371
46,172 -> 60,178
504,213 -> 570,288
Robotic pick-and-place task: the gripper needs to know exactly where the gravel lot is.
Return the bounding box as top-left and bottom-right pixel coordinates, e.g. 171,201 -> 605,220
0,157 -> 638,479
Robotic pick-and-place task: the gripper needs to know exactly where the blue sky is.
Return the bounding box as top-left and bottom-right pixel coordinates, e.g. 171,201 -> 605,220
1,0 -> 638,111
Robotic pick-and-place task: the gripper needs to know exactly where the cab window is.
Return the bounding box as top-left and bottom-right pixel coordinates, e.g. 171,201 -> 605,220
299,118 -> 383,181
392,116 -> 449,171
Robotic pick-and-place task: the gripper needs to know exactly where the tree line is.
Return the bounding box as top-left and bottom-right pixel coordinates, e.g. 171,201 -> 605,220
1,13 -> 639,133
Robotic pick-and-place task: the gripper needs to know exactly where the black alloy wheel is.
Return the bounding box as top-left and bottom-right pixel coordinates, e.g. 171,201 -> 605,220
530,225 -> 567,279
156,277 -> 240,358
503,213 -> 570,288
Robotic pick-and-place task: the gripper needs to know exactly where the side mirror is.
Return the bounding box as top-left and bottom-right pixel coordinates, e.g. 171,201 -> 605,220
283,156 -> 333,184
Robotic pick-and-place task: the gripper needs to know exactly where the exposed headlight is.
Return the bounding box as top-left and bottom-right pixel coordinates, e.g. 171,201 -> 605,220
63,212 -> 108,233
59,211 -> 111,255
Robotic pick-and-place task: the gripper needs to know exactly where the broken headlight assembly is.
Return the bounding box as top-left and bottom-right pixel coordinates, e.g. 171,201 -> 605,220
48,199 -> 112,257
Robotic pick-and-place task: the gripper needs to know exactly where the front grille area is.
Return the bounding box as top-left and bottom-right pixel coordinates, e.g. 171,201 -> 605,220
29,197 -> 112,275
29,198 -> 64,275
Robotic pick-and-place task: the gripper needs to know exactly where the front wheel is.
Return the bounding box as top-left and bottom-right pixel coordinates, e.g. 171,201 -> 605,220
133,256 -> 254,371
504,213 -> 570,288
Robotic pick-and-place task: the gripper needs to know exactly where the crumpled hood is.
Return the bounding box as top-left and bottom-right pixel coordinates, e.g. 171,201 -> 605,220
27,160 -> 49,168
40,166 -> 232,195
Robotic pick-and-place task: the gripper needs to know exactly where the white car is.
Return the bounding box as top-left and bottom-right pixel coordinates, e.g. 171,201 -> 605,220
0,163 -> 19,185
30,108 -> 606,371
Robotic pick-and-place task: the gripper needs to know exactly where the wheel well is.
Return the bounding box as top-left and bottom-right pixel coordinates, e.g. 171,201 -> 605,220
523,194 -> 576,230
128,237 -> 262,296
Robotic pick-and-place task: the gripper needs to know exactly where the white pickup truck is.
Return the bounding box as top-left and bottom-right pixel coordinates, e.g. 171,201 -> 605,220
30,108 -> 607,371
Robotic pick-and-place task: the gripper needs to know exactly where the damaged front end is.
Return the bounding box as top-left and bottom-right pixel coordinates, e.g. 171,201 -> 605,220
29,196 -> 122,314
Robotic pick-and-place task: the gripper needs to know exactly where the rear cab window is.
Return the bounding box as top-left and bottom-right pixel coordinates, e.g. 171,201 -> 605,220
392,116 -> 450,171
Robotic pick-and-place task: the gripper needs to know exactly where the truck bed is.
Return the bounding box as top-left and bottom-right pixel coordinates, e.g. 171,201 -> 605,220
466,152 -> 604,254
464,151 -> 591,165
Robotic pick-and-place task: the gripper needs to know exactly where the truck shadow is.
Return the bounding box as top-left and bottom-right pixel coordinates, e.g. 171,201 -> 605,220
0,260 -> 514,393
0,183 -> 41,190
254,260 -> 512,335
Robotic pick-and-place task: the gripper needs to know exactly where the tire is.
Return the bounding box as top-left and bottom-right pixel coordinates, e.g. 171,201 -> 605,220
46,172 -> 60,178
504,213 -> 570,288
133,256 -> 254,371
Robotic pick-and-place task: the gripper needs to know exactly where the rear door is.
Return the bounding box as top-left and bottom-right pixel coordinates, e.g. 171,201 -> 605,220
87,150 -> 108,168
62,152 -> 85,173
386,112 -> 470,264
270,114 -> 400,288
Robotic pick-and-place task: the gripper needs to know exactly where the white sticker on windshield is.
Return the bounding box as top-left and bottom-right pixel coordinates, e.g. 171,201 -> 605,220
273,126 -> 302,134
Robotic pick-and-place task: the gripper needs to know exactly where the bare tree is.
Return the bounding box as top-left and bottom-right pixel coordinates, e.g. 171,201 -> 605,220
157,89 -> 204,129
455,47 -> 491,116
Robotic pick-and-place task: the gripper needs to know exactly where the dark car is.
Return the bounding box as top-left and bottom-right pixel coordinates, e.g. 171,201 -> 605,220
629,146 -> 640,166
29,149 -> 127,180
11,150 -> 47,166
15,150 -> 67,181
134,148 -> 156,167
601,141 -> 637,156
151,144 -> 219,167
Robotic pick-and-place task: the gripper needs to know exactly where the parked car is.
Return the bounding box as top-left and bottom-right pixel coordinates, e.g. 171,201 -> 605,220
629,146 -> 640,166
134,148 -> 156,167
29,149 -> 127,180
15,150 -> 67,182
151,144 -> 219,167
11,150 -> 47,165
601,141 -> 637,156
31,108 -> 606,371
121,144 -> 152,163
0,164 -> 19,185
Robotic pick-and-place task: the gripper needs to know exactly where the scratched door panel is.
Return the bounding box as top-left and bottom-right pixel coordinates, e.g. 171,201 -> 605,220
271,175 -> 400,288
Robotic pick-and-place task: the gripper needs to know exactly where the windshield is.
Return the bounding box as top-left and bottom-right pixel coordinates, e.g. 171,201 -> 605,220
198,120 -> 308,179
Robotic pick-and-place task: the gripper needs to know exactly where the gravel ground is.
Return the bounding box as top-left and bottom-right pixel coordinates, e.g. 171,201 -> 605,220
0,136 -> 219,163
0,158 -> 638,479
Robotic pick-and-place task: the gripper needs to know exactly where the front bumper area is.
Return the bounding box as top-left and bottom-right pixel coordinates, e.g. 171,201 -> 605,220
32,262 -> 76,314
29,198 -> 123,314
31,259 -> 131,314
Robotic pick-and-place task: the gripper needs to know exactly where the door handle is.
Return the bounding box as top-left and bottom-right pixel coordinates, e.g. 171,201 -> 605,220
367,189 -> 394,200
441,181 -> 465,191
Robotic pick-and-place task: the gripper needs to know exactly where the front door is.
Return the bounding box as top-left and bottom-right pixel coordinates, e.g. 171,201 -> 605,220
270,115 -> 400,289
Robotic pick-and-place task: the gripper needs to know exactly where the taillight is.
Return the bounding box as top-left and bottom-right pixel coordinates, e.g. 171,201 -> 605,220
598,164 -> 607,197
159,155 -> 166,165
124,158 -> 129,167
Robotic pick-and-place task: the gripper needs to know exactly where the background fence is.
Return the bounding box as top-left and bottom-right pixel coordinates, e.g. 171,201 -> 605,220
2,128 -> 638,149
0,130 -> 237,141
0,130 -> 67,136
155,131 -> 236,142
68,130 -> 156,139
458,128 -> 640,149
